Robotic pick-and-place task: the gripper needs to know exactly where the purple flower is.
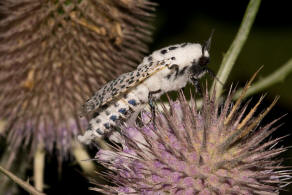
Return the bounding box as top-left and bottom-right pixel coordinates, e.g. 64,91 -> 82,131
0,0 -> 156,157
94,88 -> 291,194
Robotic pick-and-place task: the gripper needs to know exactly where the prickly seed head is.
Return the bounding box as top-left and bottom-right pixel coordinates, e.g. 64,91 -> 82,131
93,87 -> 291,194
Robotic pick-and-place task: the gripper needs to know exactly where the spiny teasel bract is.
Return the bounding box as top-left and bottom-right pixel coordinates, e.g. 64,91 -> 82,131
0,0 -> 156,157
93,83 -> 291,194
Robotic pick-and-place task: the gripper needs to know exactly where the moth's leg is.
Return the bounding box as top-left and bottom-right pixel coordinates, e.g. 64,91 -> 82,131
204,67 -> 215,78
190,77 -> 202,96
148,89 -> 161,127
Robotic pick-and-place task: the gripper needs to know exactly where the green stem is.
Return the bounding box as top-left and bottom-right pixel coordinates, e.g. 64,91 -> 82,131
34,144 -> 45,192
212,0 -> 261,99
0,165 -> 46,195
234,58 -> 292,99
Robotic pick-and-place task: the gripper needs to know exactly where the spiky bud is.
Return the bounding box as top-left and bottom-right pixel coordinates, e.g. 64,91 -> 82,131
93,87 -> 291,194
0,0 -> 156,157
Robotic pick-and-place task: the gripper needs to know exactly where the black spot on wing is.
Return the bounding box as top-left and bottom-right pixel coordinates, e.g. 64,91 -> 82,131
118,108 -> 127,115
128,99 -> 137,106
96,128 -> 104,135
110,115 -> 117,121
169,46 -> 178,50
104,123 -> 110,129
93,112 -> 99,118
87,123 -> 92,131
181,43 -> 188,47
101,104 -> 109,110
119,78 -> 124,83
161,49 -> 168,54
113,80 -> 118,85
148,56 -> 153,61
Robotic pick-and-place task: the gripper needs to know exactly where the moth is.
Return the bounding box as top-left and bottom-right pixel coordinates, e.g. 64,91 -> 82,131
78,35 -> 218,144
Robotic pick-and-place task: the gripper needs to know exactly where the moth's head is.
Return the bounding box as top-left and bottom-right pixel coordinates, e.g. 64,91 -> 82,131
178,33 -> 213,78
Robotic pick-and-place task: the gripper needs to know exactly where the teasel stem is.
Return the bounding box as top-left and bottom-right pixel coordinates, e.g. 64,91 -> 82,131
0,147 -> 16,192
72,141 -> 96,174
212,0 -> 261,99
234,57 -> 292,99
0,165 -> 45,195
34,144 -> 45,192
0,120 -> 6,134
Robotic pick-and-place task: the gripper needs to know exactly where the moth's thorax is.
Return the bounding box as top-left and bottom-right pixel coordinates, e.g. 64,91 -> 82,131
140,43 -> 210,98
142,43 -> 209,68
142,68 -> 188,99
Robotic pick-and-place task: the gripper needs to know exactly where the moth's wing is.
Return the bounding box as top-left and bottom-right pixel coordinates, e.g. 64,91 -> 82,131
80,59 -> 171,116
80,73 -> 130,116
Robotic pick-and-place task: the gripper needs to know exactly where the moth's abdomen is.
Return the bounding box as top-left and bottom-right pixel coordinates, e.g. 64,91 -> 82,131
78,87 -> 148,144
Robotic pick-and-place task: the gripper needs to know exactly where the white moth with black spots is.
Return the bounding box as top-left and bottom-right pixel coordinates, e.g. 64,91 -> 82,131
78,35 -> 217,144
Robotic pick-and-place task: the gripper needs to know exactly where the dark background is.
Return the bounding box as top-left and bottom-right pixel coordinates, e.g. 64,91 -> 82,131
15,0 -> 292,194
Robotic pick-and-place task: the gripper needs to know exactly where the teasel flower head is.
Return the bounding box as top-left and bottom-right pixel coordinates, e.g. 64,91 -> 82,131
0,0 -> 156,157
93,83 -> 291,194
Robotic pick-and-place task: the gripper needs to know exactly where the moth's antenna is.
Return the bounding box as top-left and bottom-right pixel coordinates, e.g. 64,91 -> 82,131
202,29 -> 215,56
202,30 -> 222,86
213,75 -> 224,86
205,29 -> 215,52
206,67 -> 224,86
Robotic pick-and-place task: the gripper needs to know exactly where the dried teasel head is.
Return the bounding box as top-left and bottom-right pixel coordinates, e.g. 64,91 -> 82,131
0,0 -> 156,157
93,80 -> 291,194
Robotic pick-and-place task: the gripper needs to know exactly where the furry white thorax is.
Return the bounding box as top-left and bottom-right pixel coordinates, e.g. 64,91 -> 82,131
140,43 -> 209,98
141,43 -> 208,67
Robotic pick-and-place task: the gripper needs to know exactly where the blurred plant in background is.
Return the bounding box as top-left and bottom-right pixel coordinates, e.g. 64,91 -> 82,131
0,0 -> 156,193
0,0 -> 155,158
